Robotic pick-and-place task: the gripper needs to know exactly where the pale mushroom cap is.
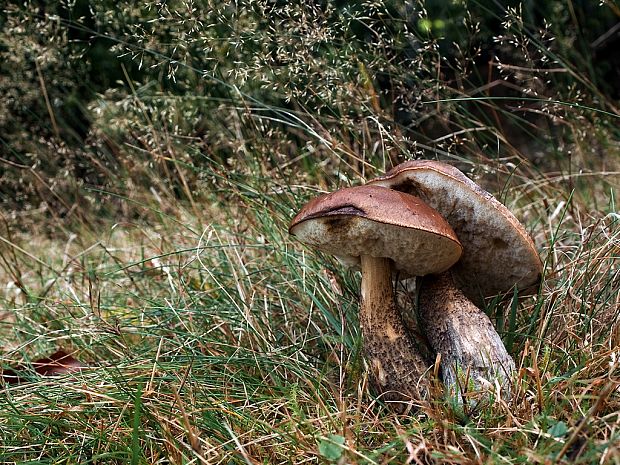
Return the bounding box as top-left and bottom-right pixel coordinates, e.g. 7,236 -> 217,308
289,185 -> 463,277
369,160 -> 542,299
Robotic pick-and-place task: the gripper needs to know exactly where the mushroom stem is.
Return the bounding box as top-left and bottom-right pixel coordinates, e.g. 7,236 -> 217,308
359,255 -> 430,406
418,272 -> 515,402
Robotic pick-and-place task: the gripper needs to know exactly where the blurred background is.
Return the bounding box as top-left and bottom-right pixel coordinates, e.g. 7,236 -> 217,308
2,0 -> 618,224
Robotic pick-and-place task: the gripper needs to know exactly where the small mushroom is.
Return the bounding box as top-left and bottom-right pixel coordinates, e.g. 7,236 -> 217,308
370,161 -> 542,399
289,185 -> 462,406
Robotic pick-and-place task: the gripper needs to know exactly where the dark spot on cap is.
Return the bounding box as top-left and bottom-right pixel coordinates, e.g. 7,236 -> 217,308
321,216 -> 353,234
390,180 -> 426,197
300,205 -> 366,225
492,237 -> 509,249
321,205 -> 366,217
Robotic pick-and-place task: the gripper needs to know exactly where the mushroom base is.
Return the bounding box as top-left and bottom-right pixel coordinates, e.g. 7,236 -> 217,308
360,255 -> 430,409
419,272 -> 515,403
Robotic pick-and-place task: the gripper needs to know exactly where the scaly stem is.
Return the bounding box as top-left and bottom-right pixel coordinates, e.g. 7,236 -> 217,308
359,255 -> 429,408
419,272 -> 515,403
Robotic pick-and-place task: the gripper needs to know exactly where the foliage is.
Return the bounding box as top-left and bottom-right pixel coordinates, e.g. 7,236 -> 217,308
1,0 -> 619,216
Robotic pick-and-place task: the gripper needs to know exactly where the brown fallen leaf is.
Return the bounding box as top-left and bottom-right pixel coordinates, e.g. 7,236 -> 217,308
1,350 -> 86,385
0,367 -> 22,385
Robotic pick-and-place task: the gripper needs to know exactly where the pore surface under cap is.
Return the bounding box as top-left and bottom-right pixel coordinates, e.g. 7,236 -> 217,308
369,160 -> 542,298
289,185 -> 462,277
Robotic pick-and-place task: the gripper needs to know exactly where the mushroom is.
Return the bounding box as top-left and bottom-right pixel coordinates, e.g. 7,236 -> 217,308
369,160 -> 542,400
289,185 -> 462,406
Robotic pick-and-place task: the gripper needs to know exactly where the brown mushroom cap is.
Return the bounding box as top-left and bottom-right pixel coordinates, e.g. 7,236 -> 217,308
369,160 -> 542,299
289,185 -> 463,277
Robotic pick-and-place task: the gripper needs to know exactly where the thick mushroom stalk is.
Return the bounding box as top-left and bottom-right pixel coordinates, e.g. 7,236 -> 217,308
360,255 -> 429,404
418,272 -> 516,401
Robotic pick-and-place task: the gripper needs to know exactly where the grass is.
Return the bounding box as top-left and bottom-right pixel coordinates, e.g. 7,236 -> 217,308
1,154 -> 618,464
1,2 -> 620,463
